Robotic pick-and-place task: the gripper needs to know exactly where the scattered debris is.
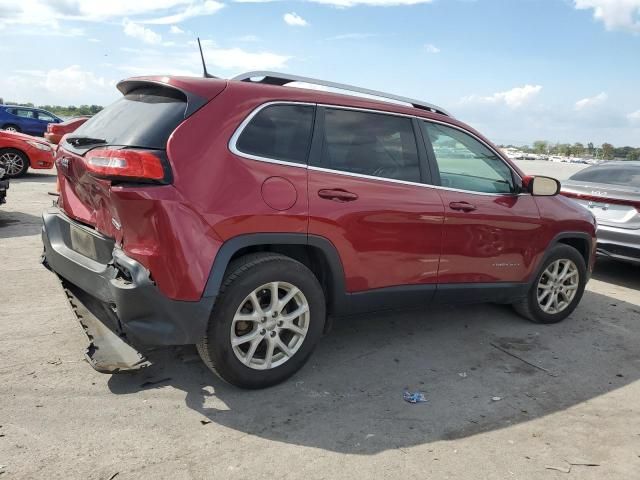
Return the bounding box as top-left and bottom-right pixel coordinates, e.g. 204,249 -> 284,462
403,390 -> 427,404
545,464 -> 571,473
568,460 -> 600,467
458,372 -> 468,378
107,473 -> 119,480
491,396 -> 502,402
490,342 -> 558,377
616,374 -> 624,378
200,419 -> 212,425
47,359 -> 62,366
139,377 -> 172,389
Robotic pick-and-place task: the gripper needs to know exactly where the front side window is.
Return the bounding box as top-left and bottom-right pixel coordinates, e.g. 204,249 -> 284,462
235,104 -> 314,164
37,112 -> 56,122
424,122 -> 515,194
318,108 -> 421,183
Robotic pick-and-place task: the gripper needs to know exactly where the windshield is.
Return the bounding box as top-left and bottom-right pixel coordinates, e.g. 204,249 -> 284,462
68,86 -> 187,150
569,164 -> 640,189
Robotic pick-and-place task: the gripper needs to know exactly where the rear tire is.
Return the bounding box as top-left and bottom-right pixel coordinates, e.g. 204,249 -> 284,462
513,244 -> 587,324
197,253 -> 326,389
0,148 -> 29,177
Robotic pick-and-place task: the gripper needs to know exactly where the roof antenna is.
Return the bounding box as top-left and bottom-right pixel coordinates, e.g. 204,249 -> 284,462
197,37 -> 216,78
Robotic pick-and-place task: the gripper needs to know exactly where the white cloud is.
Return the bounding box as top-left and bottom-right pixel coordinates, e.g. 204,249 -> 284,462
235,34 -> 261,42
123,20 -> 162,44
424,43 -> 440,53
310,0 -> 432,6
284,12 -> 308,26
627,109 -> 640,124
88,38 -> 100,43
142,1 -> 224,24
574,0 -> 640,33
575,92 -> 608,110
170,25 -> 184,34
206,48 -> 291,70
461,85 -> 543,109
0,1 -> 224,28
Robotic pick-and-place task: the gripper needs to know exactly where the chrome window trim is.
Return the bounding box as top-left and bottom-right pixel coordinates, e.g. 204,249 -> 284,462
228,101 -> 315,169
229,101 -> 526,197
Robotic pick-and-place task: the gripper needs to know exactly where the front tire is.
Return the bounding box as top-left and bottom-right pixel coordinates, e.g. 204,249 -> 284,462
513,244 -> 587,324
197,253 -> 326,389
0,148 -> 29,177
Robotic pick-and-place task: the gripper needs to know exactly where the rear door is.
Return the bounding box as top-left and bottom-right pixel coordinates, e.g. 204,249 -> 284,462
308,106 -> 444,295
420,120 -> 543,286
14,109 -> 40,135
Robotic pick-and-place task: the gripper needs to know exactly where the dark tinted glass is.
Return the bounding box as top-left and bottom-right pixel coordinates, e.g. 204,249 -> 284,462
319,109 -> 420,182
236,104 -> 314,164
570,165 -> 640,188
68,86 -> 187,150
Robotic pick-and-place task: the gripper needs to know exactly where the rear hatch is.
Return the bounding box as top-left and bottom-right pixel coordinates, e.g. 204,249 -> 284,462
562,180 -> 640,229
56,78 -> 223,240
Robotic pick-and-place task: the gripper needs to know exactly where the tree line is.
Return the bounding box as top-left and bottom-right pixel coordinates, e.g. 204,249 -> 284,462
503,141 -> 640,161
4,102 -> 103,118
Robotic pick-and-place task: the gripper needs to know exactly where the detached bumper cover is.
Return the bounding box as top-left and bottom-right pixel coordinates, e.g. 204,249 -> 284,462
41,208 -> 214,356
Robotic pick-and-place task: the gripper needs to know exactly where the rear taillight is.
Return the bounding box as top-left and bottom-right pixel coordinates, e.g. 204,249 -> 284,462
84,148 -> 166,181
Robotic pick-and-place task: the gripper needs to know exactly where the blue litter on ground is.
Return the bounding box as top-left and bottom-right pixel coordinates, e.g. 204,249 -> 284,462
403,390 -> 427,404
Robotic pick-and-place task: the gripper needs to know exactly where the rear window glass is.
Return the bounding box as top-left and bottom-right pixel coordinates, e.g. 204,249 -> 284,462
235,104 -> 314,164
69,87 -> 187,149
570,165 -> 640,189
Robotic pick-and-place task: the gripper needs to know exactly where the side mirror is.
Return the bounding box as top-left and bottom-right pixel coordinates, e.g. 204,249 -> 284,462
528,176 -> 560,196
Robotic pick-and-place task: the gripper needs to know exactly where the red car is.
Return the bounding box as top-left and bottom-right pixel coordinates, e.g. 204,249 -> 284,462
0,130 -> 55,177
45,117 -> 90,145
41,72 -> 597,388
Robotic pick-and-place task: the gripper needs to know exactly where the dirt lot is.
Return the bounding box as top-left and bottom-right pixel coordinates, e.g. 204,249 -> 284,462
1,163 -> 639,479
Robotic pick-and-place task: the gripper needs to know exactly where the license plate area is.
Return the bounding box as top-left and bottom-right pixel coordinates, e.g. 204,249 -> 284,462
70,224 -> 99,261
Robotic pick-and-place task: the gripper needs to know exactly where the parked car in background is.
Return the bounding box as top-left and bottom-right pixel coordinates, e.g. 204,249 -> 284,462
45,116 -> 90,145
561,161 -> 640,264
0,130 -> 55,177
0,163 -> 8,205
42,72 -> 596,389
0,105 -> 62,137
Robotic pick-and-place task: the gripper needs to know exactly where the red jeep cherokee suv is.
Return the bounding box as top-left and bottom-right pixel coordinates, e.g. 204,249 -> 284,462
42,72 -> 596,388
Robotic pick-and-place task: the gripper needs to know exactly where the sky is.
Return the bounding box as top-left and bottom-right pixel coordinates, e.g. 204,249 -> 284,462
1,0 -> 639,146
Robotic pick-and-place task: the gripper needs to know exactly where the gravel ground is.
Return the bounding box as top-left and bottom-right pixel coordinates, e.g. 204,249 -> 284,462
1,164 -> 638,479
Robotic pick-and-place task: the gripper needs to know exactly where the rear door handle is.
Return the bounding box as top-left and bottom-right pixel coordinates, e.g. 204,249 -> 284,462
449,201 -> 477,212
318,189 -> 359,202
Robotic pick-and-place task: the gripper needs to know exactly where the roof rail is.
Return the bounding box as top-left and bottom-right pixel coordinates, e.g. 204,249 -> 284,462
231,71 -> 452,117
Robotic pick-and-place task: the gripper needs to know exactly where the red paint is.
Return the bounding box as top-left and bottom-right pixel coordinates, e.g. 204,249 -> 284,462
55,76 -> 597,301
0,130 -> 55,170
45,117 -> 89,145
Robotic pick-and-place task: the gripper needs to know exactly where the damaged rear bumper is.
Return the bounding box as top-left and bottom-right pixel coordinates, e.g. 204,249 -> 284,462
41,207 -> 215,372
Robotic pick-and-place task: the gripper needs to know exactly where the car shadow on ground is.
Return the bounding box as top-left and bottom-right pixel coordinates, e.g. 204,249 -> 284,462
0,210 -> 43,238
592,257 -> 640,290
107,266 -> 640,454
10,172 -> 57,183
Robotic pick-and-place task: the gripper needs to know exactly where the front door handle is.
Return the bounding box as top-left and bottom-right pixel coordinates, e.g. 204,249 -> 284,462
449,201 -> 477,212
318,189 -> 359,202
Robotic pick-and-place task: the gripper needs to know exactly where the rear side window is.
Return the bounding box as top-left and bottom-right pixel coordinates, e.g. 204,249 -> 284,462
69,86 -> 187,150
16,109 -> 35,119
235,104 -> 314,164
317,108 -> 420,183
570,165 -> 640,188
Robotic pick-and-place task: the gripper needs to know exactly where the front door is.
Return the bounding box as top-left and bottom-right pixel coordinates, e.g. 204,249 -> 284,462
420,120 -> 543,285
308,107 -> 444,297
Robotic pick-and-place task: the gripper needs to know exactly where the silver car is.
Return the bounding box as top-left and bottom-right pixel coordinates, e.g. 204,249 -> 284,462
562,161 -> 640,265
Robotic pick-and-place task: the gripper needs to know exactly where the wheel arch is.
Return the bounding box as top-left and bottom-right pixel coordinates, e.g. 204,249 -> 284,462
202,233 -> 349,317
0,147 -> 31,171
528,231 -> 593,285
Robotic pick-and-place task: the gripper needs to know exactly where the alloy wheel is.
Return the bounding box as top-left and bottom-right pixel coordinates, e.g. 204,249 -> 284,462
0,152 -> 25,176
537,259 -> 579,315
231,281 -> 310,370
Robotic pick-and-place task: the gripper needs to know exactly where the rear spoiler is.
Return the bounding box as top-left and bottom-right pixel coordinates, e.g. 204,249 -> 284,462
116,79 -> 209,117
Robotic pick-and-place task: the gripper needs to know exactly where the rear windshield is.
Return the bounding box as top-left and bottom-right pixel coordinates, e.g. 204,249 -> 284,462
69,86 -> 187,150
569,165 -> 640,189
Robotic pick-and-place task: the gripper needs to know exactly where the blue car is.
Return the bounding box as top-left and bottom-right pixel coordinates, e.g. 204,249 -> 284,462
0,105 -> 63,137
